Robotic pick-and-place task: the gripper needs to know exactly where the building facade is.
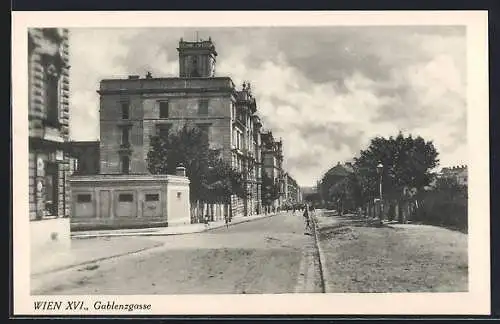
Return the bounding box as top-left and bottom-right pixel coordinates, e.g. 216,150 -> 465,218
284,173 -> 301,206
28,28 -> 72,259
97,38 -> 263,217
261,130 -> 285,209
28,28 -> 71,220
68,141 -> 100,175
440,165 -> 468,186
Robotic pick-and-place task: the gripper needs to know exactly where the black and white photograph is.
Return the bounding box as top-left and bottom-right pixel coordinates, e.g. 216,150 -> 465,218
12,11 -> 490,315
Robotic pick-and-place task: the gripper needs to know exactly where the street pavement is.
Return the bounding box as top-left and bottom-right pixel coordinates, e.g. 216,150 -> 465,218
32,211 -> 324,295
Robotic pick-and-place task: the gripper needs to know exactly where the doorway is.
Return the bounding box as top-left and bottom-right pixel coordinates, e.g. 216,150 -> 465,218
44,162 -> 59,216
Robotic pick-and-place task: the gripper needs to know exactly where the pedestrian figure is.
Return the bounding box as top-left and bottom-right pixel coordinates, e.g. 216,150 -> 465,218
204,213 -> 210,229
303,205 -> 311,233
224,213 -> 229,229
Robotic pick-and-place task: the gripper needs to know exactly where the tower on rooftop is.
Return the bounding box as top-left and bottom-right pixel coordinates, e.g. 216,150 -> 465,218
177,37 -> 217,78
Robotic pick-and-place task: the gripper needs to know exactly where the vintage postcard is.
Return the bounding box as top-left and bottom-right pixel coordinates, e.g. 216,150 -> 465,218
12,11 -> 490,316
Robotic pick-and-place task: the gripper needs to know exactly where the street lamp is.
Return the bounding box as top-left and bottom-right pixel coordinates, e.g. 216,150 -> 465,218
376,163 -> 384,223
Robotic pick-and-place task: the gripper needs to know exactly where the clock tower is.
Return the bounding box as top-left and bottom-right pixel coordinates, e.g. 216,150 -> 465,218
177,37 -> 217,78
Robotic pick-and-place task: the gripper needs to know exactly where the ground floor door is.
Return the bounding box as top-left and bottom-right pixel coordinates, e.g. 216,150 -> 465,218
44,162 -> 58,216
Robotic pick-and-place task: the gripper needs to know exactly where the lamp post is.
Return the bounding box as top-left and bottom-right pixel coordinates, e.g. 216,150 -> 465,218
376,163 -> 384,223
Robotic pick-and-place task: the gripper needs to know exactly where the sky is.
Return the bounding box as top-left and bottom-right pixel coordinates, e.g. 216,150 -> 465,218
68,26 -> 467,187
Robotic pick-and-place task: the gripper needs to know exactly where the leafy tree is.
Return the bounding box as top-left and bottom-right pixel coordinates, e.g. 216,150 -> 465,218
147,122 -> 210,202
204,150 -> 247,204
415,176 -> 467,232
353,132 -> 439,221
319,163 -> 359,213
354,133 -> 438,200
146,122 -> 246,204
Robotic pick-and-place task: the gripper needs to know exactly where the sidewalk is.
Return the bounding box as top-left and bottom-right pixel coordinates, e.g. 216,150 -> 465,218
312,210 -> 468,292
71,211 -> 283,239
31,236 -> 165,277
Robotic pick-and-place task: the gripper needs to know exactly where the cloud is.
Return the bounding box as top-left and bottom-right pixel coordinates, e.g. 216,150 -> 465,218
68,26 -> 466,186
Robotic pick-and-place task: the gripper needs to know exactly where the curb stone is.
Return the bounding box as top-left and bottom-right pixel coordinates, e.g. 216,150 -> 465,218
312,212 -> 333,293
71,212 -> 281,239
31,242 -> 165,277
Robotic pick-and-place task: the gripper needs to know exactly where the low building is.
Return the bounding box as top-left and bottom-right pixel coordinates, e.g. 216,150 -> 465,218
68,170 -> 190,231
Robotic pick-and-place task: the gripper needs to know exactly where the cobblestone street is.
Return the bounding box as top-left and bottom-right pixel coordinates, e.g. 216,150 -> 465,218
32,212 -> 323,295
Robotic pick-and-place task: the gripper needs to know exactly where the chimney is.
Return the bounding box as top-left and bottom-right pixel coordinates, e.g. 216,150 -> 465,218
176,164 -> 186,177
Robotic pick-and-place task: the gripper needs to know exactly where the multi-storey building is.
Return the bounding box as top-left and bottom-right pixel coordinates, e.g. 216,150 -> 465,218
97,37 -> 262,218
28,28 -> 71,220
28,28 -> 72,259
261,130 -> 285,209
284,173 -> 301,205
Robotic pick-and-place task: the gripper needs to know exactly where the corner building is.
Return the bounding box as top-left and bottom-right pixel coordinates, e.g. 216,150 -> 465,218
98,38 -> 262,218
28,28 -> 72,256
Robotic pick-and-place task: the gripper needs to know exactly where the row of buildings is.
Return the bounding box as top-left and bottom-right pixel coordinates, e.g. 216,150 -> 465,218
28,29 -> 303,235
439,165 -> 468,186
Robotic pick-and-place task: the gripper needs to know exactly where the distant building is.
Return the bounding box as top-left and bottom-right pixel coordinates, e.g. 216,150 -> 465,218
440,165 -> 468,186
261,130 -> 285,208
284,173 -> 301,205
97,37 -> 264,217
68,141 -> 100,175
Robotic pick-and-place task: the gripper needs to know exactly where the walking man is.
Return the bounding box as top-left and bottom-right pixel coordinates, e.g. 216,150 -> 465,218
303,204 -> 312,233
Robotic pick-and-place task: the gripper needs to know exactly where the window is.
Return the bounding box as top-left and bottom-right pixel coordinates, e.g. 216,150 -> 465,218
159,101 -> 169,118
198,99 -> 209,115
118,193 -> 134,202
157,124 -> 171,139
45,66 -> 60,126
121,155 -> 130,174
145,194 -> 159,202
121,102 -> 129,119
121,128 -> 130,146
77,194 -> 92,203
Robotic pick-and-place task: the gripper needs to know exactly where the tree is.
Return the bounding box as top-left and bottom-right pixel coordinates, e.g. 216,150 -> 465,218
204,150 -> 247,204
353,132 -> 439,222
319,163 -> 358,213
146,122 -> 246,205
147,122 -> 210,202
415,176 -> 467,231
